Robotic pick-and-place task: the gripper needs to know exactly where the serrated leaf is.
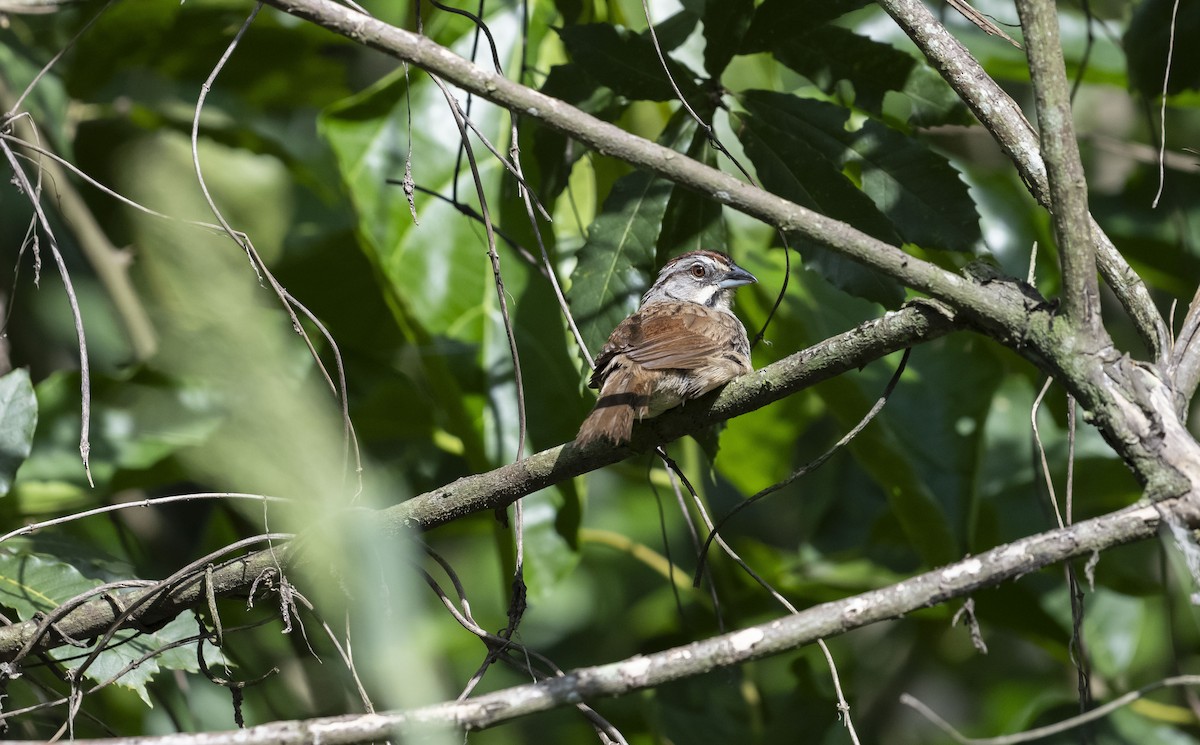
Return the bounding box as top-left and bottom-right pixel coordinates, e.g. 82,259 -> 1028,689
741,0 -> 871,53
701,0 -> 754,77
761,23 -> 967,124
741,91 -> 981,252
0,369 -> 37,496
557,24 -> 704,102
734,108 -> 905,307
570,112 -> 697,354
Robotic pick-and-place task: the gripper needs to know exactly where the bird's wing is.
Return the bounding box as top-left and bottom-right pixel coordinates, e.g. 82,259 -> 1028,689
601,303 -> 738,371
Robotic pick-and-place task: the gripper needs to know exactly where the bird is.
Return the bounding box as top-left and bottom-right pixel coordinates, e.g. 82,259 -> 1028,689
575,250 -> 757,446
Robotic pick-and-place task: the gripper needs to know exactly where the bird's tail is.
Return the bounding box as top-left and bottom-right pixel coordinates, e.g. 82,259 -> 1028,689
576,367 -> 651,446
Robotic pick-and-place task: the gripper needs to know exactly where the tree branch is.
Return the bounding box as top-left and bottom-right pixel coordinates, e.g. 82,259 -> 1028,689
0,541 -> 291,663
876,0 -> 1169,362
1014,0 -> 1101,330
36,495 -> 1200,745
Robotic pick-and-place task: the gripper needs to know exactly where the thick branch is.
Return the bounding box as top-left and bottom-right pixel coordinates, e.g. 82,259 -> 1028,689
1014,0 -> 1100,329
1169,286 -> 1200,408
877,0 -> 1169,361
40,495 -> 1200,745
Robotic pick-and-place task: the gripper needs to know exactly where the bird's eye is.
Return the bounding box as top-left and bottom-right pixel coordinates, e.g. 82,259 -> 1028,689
690,264 -> 706,279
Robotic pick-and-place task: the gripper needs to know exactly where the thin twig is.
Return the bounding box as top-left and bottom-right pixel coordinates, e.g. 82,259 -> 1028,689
0,136 -> 94,485
0,492 -> 287,545
190,2 -> 359,488
1152,0 -> 1183,208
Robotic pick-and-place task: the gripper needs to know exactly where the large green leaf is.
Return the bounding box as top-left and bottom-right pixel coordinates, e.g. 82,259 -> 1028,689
741,90 -> 981,252
720,251 -> 957,567
65,0 -> 350,109
557,24 -> 704,102
734,107 -> 905,307
320,66 -> 497,465
570,171 -> 672,355
0,369 -> 37,496
771,26 -> 915,115
647,8 -> 703,53
322,4 -> 590,460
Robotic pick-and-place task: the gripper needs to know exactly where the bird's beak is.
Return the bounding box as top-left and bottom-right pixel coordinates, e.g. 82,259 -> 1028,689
719,264 -> 757,289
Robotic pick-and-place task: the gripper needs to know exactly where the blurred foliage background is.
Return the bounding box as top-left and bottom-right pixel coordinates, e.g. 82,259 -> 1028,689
2,0 -> 1200,742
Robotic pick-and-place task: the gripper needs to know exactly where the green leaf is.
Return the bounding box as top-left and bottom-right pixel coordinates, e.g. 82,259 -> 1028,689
18,370 -> 222,490
555,0 -> 584,24
570,170 -> 673,354
322,5 -> 582,458
649,9 -> 702,53
700,0 -> 754,77
884,334 -> 1004,545
557,24 -> 704,102
734,107 -> 905,307
729,253 -> 958,566
66,1 -> 350,109
772,26 -> 914,114
570,112 -> 696,354
741,90 -> 981,252
741,0 -> 871,53
320,67 -> 494,465
891,64 -> 973,127
0,370 -> 37,496
0,40 -> 72,154
515,486 -> 582,600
